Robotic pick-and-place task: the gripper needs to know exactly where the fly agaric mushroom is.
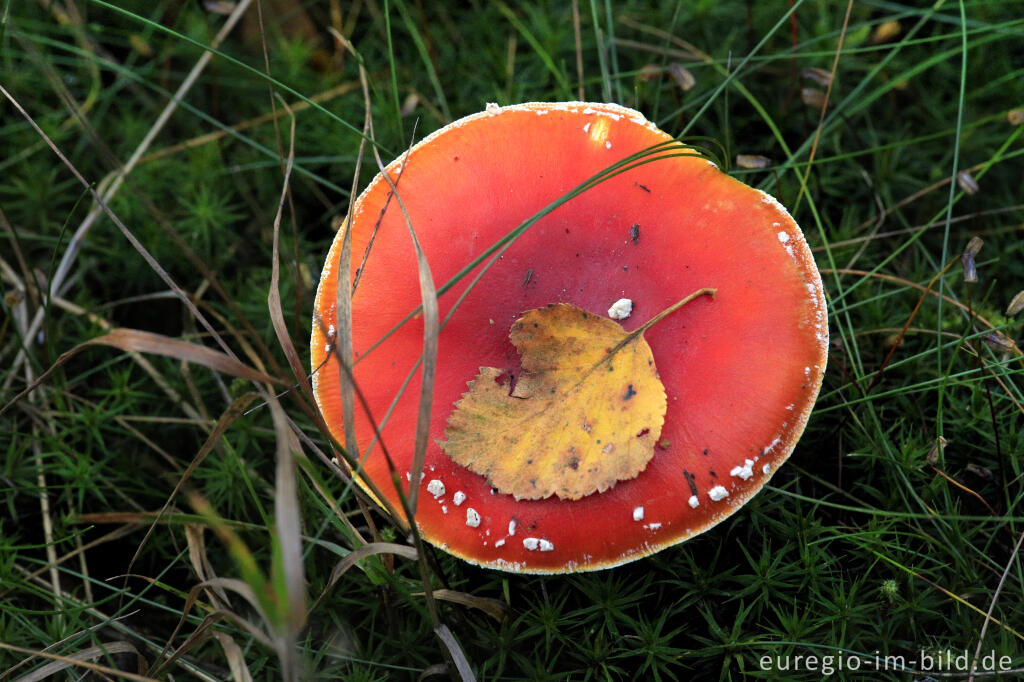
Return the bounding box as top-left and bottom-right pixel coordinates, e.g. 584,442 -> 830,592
312,101 -> 827,573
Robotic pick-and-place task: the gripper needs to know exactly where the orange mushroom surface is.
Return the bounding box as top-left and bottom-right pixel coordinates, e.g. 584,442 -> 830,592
312,102 -> 828,573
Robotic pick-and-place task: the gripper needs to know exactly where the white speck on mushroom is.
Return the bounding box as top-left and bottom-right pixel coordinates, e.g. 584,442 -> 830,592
688,495 -> 699,508
633,506 -> 644,522
485,102 -> 500,115
426,479 -> 445,498
538,539 -> 555,552
608,298 -> 633,320
493,558 -> 523,571
786,403 -> 795,411
778,231 -> 790,244
441,505 -> 448,514
465,508 -> 481,528
762,462 -> 771,475
582,106 -> 596,115
730,459 -> 755,481
583,122 -> 591,133
508,520 -> 517,536
495,538 -> 506,547
644,522 -> 662,530
805,366 -> 811,377
604,140 -> 612,150
453,491 -> 466,506
758,190 -> 788,214
523,537 -> 540,550
709,485 -> 729,501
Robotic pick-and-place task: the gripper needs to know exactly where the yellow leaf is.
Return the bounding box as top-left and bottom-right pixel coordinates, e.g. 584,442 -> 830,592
443,303 -> 667,501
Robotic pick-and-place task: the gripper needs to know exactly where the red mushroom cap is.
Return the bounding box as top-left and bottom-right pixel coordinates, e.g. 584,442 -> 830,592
312,101 -> 828,573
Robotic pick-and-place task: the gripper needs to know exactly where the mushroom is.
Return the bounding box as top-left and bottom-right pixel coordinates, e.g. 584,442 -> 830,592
312,101 -> 827,573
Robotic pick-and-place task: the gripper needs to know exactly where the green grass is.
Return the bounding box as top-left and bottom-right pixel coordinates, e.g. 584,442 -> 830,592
2,0 -> 1024,679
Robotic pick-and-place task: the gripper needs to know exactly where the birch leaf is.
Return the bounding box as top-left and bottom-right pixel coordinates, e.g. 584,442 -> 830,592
442,303 -> 667,501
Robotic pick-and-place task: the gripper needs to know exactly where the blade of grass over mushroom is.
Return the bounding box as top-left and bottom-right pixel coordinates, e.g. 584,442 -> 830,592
360,102 -> 447,634
315,35 -> 413,521
346,142 -> 719,467
368,142 -> 439,517
325,31 -> 378,467
355,139 -> 714,365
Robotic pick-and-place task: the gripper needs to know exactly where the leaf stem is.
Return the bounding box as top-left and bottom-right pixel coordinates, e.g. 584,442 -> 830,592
613,287 -> 717,355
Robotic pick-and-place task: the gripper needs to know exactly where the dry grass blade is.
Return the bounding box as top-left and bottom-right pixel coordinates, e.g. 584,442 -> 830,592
0,0 -> 254,387
211,632 -> 255,682
1005,290 -> 1024,317
337,27 -> 440,518
668,63 -> 696,91
961,236 -> 983,283
434,624 -> 476,682
198,80 -> 307,662
0,524 -> 141,602
956,169 -> 980,195
310,541 -> 419,614
929,466 -> 998,516
419,589 -> 509,623
185,524 -> 232,609
1,330 -> 279,417
322,28 -> 371,473
152,577 -> 273,677
735,154 -> 771,169
11,641 -> 143,682
370,147 -> 439,517
264,105 -> 321,422
792,0 -> 853,213
139,83 -> 360,164
968,530 -> 1024,682
571,0 -> 584,99
268,396 -> 307,676
128,393 -> 259,578
155,610 -> 271,679
0,642 -> 155,682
